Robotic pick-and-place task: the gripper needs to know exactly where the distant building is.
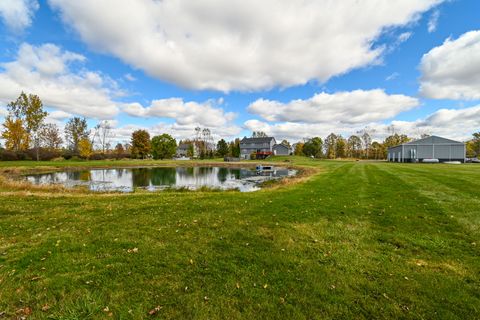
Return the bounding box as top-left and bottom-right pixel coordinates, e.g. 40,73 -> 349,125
240,137 -> 276,159
273,143 -> 292,156
388,135 -> 466,163
176,143 -> 198,158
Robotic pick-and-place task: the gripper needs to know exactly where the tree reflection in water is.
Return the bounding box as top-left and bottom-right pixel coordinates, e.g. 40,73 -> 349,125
25,166 -> 295,192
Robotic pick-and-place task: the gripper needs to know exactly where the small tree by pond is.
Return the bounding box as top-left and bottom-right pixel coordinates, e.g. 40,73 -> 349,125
131,130 -> 151,159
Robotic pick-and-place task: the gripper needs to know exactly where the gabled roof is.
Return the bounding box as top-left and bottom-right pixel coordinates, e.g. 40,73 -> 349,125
273,143 -> 290,150
389,135 -> 464,149
403,135 -> 464,145
177,143 -> 190,149
240,137 -> 276,144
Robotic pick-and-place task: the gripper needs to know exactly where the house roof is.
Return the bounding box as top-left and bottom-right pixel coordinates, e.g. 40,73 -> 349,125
240,137 -> 276,144
177,143 -> 192,149
389,135 -> 464,149
273,143 -> 290,150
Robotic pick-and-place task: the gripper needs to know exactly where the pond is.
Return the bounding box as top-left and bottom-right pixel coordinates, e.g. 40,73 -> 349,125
24,166 -> 297,192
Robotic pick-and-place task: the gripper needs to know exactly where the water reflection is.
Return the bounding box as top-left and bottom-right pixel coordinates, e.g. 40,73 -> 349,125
25,166 -> 296,192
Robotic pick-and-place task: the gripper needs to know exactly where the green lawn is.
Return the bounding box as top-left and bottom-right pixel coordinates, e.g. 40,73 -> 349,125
0,158 -> 479,319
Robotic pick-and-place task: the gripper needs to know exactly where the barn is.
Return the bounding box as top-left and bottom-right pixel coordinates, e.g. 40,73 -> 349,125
388,135 -> 466,163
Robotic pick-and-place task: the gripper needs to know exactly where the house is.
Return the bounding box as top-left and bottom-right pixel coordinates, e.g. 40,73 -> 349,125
273,143 -> 292,156
240,137 -> 276,159
388,135 -> 466,163
176,143 -> 198,158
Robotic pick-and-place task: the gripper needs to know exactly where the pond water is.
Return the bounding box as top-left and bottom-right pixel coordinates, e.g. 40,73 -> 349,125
25,166 -> 296,192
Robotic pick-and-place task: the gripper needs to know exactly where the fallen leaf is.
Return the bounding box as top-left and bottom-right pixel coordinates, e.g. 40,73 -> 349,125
148,306 -> 162,315
41,304 -> 50,312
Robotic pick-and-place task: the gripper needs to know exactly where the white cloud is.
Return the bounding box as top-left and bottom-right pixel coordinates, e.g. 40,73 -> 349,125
124,73 -> 136,81
47,110 -> 72,121
244,105 -> 480,142
48,0 -> 441,92
0,43 -> 121,119
397,32 -> 412,43
0,0 -> 38,32
386,72 -> 399,81
123,98 -> 236,128
248,89 -> 419,124
420,30 -> 480,100
428,10 -> 440,33
0,107 -> 7,118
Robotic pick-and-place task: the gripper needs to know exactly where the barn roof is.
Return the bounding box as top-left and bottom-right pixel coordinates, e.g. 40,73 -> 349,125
240,137 -> 276,144
389,135 -> 464,149
403,135 -> 464,145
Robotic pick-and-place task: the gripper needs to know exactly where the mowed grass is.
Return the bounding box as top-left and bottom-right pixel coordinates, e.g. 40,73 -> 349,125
0,158 -> 479,319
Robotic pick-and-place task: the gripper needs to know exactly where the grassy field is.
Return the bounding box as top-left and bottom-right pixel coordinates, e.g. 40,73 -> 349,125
0,157 -> 479,319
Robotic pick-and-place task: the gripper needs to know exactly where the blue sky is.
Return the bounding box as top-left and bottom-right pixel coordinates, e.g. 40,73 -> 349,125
0,0 -> 479,143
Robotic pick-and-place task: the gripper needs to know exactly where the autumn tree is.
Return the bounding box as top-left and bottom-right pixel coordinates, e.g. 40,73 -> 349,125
78,138 -> 93,159
347,135 -> 362,158
65,117 -> 89,152
151,134 -> 176,160
370,141 -> 384,160
131,130 -> 151,159
382,134 -> 410,158
3,92 -> 48,160
335,135 -> 347,158
216,139 -> 229,157
324,133 -> 338,159
40,123 -> 63,150
1,117 -> 29,151
294,142 -> 304,156
114,143 -> 125,155
471,132 -> 480,156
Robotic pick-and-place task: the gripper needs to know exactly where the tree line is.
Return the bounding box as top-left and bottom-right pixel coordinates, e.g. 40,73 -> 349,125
294,131 -> 410,159
0,93 -> 128,161
2,92 -> 480,161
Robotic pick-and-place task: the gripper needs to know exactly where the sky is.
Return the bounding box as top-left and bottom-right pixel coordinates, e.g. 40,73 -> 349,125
0,0 -> 479,145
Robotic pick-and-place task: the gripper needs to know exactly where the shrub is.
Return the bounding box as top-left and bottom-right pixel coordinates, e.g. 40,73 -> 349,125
0,150 -> 18,161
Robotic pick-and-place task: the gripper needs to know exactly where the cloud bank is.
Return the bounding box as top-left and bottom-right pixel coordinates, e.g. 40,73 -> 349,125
0,0 -> 38,32
420,30 -> 480,100
49,0 -> 441,92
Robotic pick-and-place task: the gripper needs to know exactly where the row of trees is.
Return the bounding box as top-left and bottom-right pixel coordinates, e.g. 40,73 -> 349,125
3,92 -> 480,161
295,131 -> 480,160
0,92 -> 124,160
295,132 -> 411,159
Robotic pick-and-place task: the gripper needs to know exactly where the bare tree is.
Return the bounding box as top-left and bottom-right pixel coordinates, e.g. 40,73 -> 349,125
40,123 -> 63,150
357,127 -> 375,159
92,120 -> 114,153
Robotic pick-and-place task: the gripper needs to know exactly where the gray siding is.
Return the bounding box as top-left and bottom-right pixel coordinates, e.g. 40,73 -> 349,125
273,144 -> 290,155
388,136 -> 465,163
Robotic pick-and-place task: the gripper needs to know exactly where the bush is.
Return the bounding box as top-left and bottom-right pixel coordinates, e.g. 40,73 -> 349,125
26,148 -> 62,161
62,150 -> 78,160
0,150 -> 18,161
0,149 -> 50,161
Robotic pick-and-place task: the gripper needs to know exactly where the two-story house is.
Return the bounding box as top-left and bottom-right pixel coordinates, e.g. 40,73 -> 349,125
240,137 -> 276,159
